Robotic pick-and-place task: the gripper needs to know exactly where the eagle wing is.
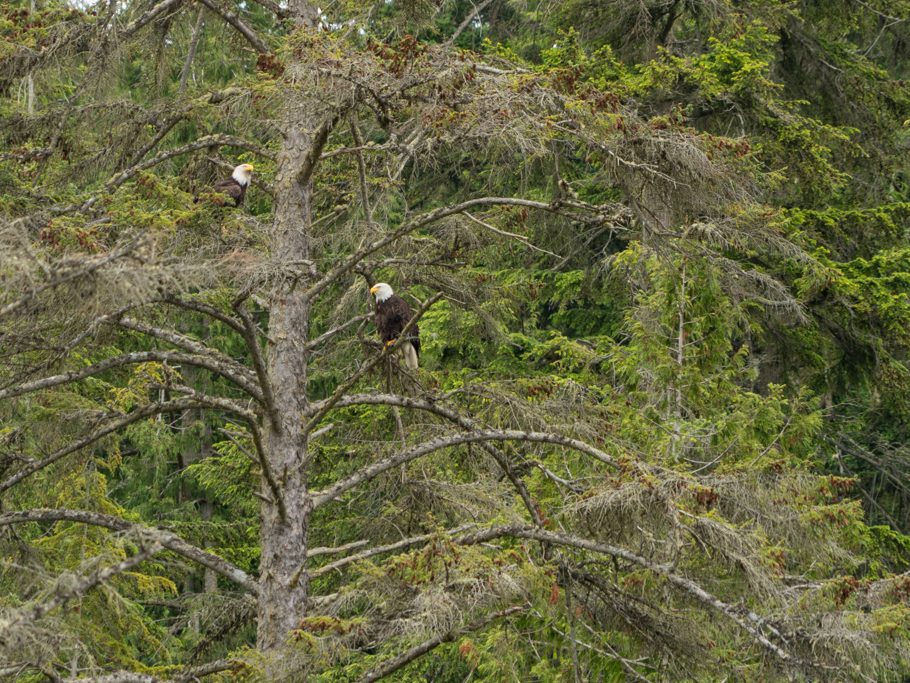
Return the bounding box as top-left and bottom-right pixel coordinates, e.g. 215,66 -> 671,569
376,295 -> 420,357
212,178 -> 246,206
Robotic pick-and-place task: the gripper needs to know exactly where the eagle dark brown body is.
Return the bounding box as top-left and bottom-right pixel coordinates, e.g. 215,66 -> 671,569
196,163 -> 254,207
371,283 -> 420,371
212,177 -> 248,207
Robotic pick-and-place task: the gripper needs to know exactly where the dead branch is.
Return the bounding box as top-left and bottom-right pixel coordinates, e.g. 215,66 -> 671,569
76,134 -> 274,213
0,509 -> 258,594
305,197 -> 625,302
302,293 -> 443,435
164,297 -> 247,335
2,540 -> 163,637
455,525 -> 796,666
358,605 -> 526,682
311,428 -> 617,508
178,7 -> 206,95
0,239 -> 143,320
0,349 -> 265,405
306,392 -> 544,525
194,0 -> 269,54
116,317 -> 260,388
462,211 -> 562,258
305,314 -> 372,351
120,0 -> 185,37
0,397 -> 248,493
233,305 -> 281,430
307,523 -> 476,579
64,657 -> 236,682
447,0 -> 496,44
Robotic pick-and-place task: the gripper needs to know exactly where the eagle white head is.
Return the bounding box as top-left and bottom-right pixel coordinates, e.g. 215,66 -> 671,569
370,282 -> 394,303
231,163 -> 254,186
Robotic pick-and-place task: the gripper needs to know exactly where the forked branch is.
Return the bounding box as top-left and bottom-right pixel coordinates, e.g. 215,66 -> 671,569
0,396 -> 248,493
0,509 -> 259,594
312,428 -> 616,508
302,293 -> 443,435
358,605 -> 526,682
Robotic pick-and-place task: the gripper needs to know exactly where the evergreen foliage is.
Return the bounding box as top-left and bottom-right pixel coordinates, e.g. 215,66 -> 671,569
1,0 -> 909,681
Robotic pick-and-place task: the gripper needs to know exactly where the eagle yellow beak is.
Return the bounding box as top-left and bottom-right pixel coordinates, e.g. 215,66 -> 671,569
243,164 -> 254,171
369,285 -> 379,295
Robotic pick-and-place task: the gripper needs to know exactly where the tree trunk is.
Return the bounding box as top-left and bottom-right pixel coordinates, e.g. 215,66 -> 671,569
257,101 -> 317,653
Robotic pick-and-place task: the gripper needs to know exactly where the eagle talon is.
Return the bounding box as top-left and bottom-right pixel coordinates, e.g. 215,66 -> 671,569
371,283 -> 420,372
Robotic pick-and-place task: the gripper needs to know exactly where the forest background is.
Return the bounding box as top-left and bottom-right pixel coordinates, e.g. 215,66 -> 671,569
2,0 -> 910,681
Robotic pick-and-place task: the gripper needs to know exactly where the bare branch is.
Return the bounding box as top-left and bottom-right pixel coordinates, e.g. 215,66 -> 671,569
164,384 -> 259,422
462,211 -> 561,258
320,142 -> 396,160
299,113 -> 345,186
349,116 -> 373,225
312,428 -> 616,508
307,539 -> 370,559
61,659 -> 235,683
0,397 -> 244,493
65,659 -> 240,683
121,0 -> 184,37
305,197 -> 624,302
308,523 -> 476,579
358,605 -> 526,682
307,392 -> 543,525
455,525 -> 796,665
76,134 -> 274,213
3,538 -> 163,632
0,509 -> 258,594
233,305 -> 281,430
0,350 -> 265,404
192,405 -> 284,521
63,659 -> 237,683
164,297 -> 247,335
0,239 -> 143,319
194,0 -> 269,54
178,7 -> 206,95
117,316 -> 261,389
305,314 -> 371,351
447,0 -> 496,44
302,294 -> 443,435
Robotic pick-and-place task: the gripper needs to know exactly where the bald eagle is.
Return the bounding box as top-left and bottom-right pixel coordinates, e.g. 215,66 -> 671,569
370,282 -> 420,372
199,163 -> 254,207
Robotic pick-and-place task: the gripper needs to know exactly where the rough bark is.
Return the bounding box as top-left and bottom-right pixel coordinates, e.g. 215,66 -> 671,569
256,0 -> 320,650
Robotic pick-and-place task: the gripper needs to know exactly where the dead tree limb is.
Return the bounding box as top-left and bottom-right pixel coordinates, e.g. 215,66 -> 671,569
194,0 -> 269,54
307,523 -> 476,579
312,428 -> 616,508
306,392 -> 544,525
302,293 -> 443,435
358,605 -> 526,682
64,658 -> 236,682
454,525 -> 795,665
0,350 -> 265,404
0,239 -> 143,319
0,509 -> 258,594
305,197 -> 625,301
0,397 -> 251,493
76,134 -> 274,212
2,540 -> 164,634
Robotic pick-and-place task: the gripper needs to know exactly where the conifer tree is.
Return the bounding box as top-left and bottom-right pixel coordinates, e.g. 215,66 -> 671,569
1,1 -> 909,681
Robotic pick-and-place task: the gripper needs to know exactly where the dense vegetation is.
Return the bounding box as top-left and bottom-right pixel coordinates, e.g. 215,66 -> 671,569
1,0 -> 909,680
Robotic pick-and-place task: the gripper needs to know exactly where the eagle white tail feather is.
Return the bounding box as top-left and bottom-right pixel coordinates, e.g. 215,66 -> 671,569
402,341 -> 419,372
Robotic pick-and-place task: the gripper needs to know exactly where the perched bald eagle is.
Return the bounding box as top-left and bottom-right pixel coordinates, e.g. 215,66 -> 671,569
370,282 -> 420,372
198,163 -> 254,206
